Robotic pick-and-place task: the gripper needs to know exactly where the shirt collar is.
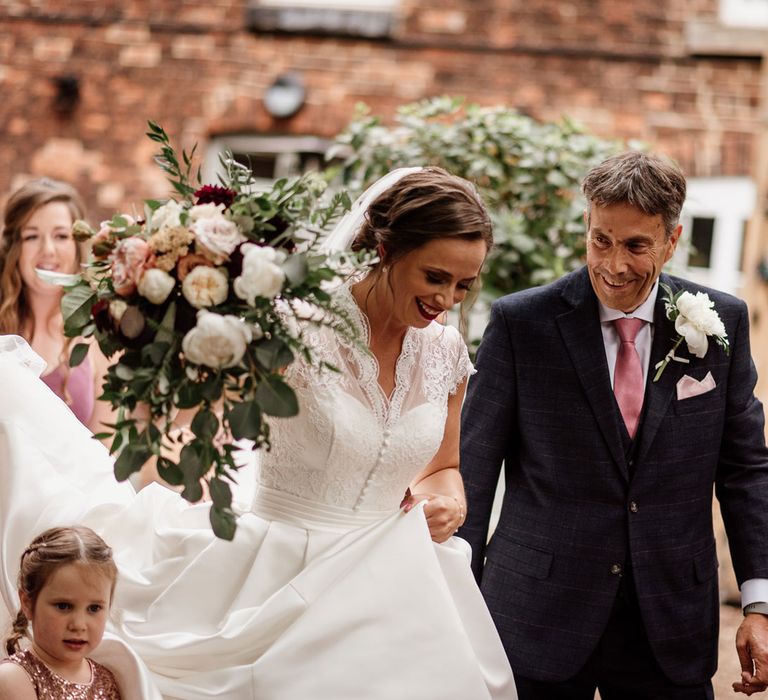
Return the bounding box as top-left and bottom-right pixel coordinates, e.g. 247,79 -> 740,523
598,279 -> 659,325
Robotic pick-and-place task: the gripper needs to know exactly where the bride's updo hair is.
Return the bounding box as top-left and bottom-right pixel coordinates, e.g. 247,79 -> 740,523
351,167 -> 492,264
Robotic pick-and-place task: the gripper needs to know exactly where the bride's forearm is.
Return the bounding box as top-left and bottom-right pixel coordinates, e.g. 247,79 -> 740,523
411,466 -> 465,503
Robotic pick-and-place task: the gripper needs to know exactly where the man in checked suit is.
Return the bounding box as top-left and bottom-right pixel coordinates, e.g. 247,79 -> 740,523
460,151 -> 768,698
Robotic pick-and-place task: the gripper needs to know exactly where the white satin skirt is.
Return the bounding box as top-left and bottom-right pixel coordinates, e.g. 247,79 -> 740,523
0,355 -> 516,700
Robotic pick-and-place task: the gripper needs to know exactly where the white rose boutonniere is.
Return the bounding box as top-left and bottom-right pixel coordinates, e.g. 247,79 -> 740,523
652,283 -> 730,382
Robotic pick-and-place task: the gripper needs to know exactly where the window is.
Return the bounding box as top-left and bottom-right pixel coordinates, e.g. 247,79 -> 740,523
247,0 -> 398,38
720,0 -> 768,27
688,217 -> 715,268
203,134 -> 334,190
672,177 -> 756,294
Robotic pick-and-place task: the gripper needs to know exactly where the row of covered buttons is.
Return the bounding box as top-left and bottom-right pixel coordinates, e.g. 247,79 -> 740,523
354,428 -> 391,511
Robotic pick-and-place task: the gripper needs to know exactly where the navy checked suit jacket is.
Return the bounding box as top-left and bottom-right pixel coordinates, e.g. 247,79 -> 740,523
459,266 -> 768,685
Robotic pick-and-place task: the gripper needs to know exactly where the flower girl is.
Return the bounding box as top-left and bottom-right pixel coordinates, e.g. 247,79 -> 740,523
0,526 -> 122,700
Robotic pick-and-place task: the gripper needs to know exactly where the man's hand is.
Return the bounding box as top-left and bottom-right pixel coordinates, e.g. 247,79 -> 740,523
734,614 -> 768,695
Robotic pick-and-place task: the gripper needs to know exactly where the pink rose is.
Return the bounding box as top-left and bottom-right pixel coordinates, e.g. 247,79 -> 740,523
111,237 -> 150,297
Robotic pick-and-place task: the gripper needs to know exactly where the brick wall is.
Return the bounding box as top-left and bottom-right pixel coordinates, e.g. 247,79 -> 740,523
0,0 -> 762,221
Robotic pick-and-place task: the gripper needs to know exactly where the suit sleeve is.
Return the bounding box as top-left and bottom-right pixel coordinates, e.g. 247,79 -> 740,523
459,299 -> 517,582
715,301 -> 768,584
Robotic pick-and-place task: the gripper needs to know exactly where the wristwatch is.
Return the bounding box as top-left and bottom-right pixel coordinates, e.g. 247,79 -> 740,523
743,602 -> 768,616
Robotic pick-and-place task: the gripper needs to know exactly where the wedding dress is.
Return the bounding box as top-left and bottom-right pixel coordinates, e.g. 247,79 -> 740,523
0,282 -> 516,699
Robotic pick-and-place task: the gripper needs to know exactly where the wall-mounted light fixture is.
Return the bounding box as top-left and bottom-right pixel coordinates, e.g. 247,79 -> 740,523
52,74 -> 80,116
263,73 -> 306,119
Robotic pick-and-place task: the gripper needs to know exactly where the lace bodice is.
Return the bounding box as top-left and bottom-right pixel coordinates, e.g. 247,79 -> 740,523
257,282 -> 473,511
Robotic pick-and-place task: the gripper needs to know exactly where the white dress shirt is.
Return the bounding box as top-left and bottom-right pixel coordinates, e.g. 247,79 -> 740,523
597,281 -> 766,609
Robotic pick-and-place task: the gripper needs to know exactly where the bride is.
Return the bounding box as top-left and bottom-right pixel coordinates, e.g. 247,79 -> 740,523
0,167 -> 517,699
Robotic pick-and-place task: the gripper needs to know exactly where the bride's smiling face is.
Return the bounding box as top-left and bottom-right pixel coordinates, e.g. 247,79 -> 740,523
382,237 -> 486,329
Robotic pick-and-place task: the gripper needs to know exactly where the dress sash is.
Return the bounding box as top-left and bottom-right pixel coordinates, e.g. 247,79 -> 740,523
250,485 -> 395,531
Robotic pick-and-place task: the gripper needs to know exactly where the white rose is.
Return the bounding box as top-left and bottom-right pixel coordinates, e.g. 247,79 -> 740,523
234,244 -> 286,304
676,292 -> 726,336
181,265 -> 229,309
182,310 -> 252,368
674,291 -> 726,358
674,315 -> 708,358
151,200 -> 184,231
189,203 -> 225,220
191,216 -> 245,265
138,268 -> 176,304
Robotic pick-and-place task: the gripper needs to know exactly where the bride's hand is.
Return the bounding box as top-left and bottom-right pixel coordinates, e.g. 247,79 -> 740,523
400,490 -> 465,543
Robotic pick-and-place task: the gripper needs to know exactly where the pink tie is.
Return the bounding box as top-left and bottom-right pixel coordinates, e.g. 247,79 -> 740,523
613,318 -> 645,438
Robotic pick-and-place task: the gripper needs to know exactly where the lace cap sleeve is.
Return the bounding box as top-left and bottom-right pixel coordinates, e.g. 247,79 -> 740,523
444,325 -> 475,395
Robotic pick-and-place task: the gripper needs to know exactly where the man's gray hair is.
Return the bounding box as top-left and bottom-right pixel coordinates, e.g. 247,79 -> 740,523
582,151 -> 687,237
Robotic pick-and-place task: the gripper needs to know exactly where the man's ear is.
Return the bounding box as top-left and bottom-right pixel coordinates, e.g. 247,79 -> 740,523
665,223 -> 683,262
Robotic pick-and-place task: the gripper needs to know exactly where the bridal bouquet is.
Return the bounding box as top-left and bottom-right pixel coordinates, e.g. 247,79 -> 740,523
59,122 -> 369,538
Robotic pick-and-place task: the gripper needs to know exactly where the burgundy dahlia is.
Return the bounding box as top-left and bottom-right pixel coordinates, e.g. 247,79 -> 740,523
194,185 -> 237,209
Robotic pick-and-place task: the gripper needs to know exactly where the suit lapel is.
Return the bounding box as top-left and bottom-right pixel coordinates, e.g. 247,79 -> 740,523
635,274 -> 682,466
557,269 -> 628,479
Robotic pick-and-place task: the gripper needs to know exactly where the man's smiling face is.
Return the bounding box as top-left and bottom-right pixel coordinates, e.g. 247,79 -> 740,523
585,201 -> 681,313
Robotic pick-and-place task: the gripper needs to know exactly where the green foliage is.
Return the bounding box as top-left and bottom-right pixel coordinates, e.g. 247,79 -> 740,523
331,96 -> 621,297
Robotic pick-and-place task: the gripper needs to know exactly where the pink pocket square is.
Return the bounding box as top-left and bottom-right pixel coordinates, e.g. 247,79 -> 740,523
676,372 -> 716,401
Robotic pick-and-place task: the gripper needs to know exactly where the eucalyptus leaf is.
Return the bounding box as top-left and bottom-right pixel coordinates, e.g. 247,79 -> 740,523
109,431 -> 124,456
254,338 -> 294,372
179,444 -> 207,480
143,341 -> 171,366
208,477 -> 233,509
191,409 -> 219,440
200,374 -> 223,402
157,458 -> 184,486
69,342 -> 90,368
176,381 -> 204,409
155,302 -> 177,344
182,480 -> 204,503
255,376 -> 299,417
210,506 -> 237,541
114,443 -> 152,481
228,401 -> 262,440
62,285 -> 96,336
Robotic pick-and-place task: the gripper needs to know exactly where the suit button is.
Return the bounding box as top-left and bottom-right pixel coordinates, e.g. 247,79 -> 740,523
630,501 -> 638,513
628,459 -> 634,468
610,563 -> 622,575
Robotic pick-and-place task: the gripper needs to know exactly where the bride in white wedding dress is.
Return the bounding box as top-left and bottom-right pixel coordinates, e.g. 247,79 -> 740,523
0,167 -> 517,699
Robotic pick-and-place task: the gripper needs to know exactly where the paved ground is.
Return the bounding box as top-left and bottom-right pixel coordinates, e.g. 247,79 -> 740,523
715,603 -> 748,699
